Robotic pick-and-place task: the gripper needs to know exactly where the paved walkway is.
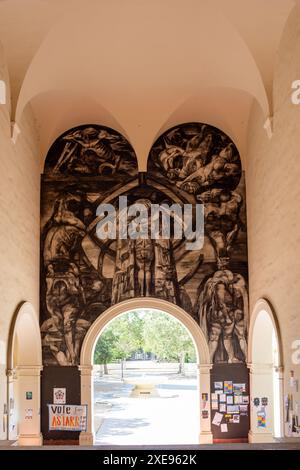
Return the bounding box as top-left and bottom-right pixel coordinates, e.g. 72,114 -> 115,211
94,372 -> 199,445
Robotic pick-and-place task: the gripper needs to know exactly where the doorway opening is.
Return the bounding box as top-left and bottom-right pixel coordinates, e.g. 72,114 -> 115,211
79,297 -> 212,445
7,302 -> 43,445
249,299 -> 283,441
93,308 -> 198,445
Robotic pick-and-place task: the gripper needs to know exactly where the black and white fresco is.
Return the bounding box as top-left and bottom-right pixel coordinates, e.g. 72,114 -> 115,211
40,122 -> 248,366
44,124 -> 138,179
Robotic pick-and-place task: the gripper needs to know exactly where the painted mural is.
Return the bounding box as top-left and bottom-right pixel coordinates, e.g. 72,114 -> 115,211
40,122 -> 248,366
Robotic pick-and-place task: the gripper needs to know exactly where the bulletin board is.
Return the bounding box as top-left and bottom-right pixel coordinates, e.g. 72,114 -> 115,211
210,363 -> 250,440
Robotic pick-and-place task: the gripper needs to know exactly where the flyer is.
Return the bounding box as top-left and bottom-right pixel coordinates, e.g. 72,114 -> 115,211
212,412 -> 223,426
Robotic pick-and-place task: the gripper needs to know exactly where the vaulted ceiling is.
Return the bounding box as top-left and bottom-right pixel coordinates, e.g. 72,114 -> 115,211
0,0 -> 298,168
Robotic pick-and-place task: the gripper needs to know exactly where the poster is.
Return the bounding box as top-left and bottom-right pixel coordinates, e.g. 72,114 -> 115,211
53,388 -> 66,404
25,408 -> 33,420
48,404 -> 87,431
226,395 -> 233,404
257,412 -> 266,428
233,383 -> 246,394
219,394 -> 226,403
221,423 -> 228,433
233,414 -> 240,423
219,403 -> 226,413
212,412 -> 223,426
261,397 -> 268,406
224,381 -> 233,394
227,405 -> 239,414
214,382 -> 223,390
212,401 -> 218,410
234,395 -> 243,405
202,410 -> 209,419
211,393 -> 218,410
239,404 -> 248,414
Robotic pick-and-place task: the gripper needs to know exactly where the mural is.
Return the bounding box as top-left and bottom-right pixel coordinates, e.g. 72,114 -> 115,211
40,122 -> 248,366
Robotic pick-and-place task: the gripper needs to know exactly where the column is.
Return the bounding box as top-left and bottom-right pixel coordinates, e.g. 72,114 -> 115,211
248,363 -> 274,443
17,365 -> 43,446
198,363 -> 213,444
79,365 -> 94,445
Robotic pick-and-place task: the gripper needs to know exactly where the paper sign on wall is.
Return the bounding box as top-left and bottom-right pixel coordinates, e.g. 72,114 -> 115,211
221,423 -> 228,433
212,412 -> 223,426
257,412 -> 266,428
53,388 -> 66,404
48,404 -> 87,431
224,381 -> 233,394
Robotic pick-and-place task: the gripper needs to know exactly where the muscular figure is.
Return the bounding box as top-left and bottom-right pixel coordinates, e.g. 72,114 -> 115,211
201,189 -> 243,269
45,263 -> 84,365
42,193 -> 87,365
135,238 -> 154,296
199,270 -> 248,363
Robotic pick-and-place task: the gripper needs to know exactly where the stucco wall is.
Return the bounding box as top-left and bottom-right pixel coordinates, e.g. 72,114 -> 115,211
0,45 -> 40,439
246,5 -> 300,434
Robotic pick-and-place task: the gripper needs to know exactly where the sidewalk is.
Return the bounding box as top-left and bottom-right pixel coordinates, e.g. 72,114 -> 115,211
94,372 -> 199,445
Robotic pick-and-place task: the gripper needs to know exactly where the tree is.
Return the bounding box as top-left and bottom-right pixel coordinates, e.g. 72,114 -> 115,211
94,310 -> 196,377
94,311 -> 144,378
110,312 -> 144,378
94,329 -> 117,374
143,311 -> 196,373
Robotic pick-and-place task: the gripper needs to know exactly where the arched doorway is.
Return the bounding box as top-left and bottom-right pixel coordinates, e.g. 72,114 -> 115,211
93,308 -> 199,445
248,299 -> 283,442
79,298 -> 212,445
7,302 -> 43,445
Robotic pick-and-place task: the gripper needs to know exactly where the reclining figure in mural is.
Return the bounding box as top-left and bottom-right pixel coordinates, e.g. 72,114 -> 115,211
198,270 -> 248,363
41,193 -> 93,365
156,126 -> 240,194
53,127 -> 121,175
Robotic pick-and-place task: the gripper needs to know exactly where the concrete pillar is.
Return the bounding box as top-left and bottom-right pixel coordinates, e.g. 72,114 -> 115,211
198,363 -> 213,444
16,365 -> 43,446
79,365 -> 94,445
248,363 -> 274,443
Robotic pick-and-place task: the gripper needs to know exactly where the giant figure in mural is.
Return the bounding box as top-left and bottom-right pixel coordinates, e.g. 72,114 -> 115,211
40,122 -> 248,366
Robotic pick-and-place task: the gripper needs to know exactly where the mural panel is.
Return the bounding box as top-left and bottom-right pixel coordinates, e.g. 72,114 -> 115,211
40,122 -> 248,367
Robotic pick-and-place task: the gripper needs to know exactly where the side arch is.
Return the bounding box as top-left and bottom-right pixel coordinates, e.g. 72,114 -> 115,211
7,301 -> 43,445
248,298 -> 284,442
248,298 -> 283,367
7,301 -> 42,369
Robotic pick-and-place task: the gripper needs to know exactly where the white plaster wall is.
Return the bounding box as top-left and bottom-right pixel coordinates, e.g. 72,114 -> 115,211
0,45 -> 40,440
246,5 -> 300,434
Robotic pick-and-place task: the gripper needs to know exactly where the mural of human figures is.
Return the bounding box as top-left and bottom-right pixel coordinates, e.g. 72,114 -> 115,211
44,124 -> 138,178
148,122 -> 248,364
40,122 -> 248,366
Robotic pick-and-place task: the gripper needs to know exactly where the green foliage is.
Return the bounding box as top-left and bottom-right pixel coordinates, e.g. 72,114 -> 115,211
94,329 -> 117,365
143,311 -> 196,363
94,311 -> 144,363
93,310 -> 196,368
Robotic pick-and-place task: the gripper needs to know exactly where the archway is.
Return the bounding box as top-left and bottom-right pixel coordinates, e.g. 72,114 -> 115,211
79,298 -> 212,445
7,302 -> 43,445
248,299 -> 283,442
